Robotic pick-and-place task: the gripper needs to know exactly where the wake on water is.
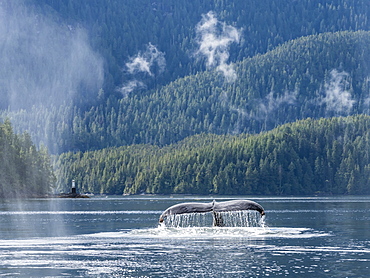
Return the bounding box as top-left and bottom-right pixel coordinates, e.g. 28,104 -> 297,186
86,225 -> 329,240
88,210 -> 330,240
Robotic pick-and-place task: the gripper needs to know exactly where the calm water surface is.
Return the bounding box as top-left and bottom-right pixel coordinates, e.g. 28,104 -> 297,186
0,196 -> 369,277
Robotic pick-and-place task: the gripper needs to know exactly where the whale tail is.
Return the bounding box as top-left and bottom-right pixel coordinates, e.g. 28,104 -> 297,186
159,199 -> 265,226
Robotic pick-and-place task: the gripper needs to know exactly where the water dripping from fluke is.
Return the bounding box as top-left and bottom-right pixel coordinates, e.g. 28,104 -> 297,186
159,200 -> 265,228
162,210 -> 265,228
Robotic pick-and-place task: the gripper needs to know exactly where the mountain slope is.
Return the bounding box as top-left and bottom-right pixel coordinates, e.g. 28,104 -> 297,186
54,115 -> 370,195
30,0 -> 370,92
4,31 -> 370,153
2,1 -> 370,153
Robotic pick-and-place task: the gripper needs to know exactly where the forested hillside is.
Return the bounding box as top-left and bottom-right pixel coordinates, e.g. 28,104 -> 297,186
30,0 -> 370,92
2,0 -> 370,154
0,121 -> 55,198
54,115 -> 370,196
6,31 -> 370,153
2,0 -> 370,196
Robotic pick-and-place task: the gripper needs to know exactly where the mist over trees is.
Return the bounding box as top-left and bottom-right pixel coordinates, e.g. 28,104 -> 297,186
0,121 -> 55,198
5,31 -> 370,154
1,0 -> 370,195
29,0 -> 370,93
3,0 -> 370,153
0,1 -> 104,111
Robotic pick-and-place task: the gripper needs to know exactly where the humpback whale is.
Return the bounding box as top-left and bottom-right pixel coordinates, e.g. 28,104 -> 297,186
159,200 -> 265,226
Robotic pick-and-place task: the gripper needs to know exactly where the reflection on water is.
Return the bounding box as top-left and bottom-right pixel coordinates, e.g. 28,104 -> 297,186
0,227 -> 334,277
0,196 -> 369,277
0,227 -> 367,278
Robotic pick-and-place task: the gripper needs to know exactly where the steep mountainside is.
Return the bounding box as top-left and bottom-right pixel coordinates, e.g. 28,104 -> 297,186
30,0 -> 370,92
2,0 -> 370,195
54,115 -> 370,195
5,31 -> 370,153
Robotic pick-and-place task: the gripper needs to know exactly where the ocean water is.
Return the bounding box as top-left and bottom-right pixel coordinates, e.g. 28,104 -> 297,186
0,196 -> 369,277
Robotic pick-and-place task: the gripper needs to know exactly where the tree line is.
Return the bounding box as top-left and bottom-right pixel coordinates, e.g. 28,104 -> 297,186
0,120 -> 55,198
54,115 -> 370,196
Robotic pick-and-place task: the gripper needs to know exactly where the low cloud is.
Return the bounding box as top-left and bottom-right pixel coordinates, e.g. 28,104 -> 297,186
194,11 -> 241,82
226,90 -> 297,134
0,2 -> 104,110
258,90 -> 298,118
320,69 -> 354,115
126,43 -> 166,77
118,43 -> 165,97
116,80 -> 145,98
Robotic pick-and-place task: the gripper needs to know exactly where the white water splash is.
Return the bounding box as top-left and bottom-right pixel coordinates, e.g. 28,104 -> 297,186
85,226 -> 330,240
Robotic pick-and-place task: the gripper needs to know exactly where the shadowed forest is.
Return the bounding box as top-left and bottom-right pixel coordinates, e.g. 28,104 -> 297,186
1,0 -> 370,196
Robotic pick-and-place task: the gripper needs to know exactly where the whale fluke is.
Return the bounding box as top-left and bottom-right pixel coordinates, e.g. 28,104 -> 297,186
159,200 -> 265,226
213,200 -> 265,214
158,202 -> 213,223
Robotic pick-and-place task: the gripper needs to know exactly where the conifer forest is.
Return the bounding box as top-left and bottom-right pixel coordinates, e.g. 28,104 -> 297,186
1,0 -> 370,196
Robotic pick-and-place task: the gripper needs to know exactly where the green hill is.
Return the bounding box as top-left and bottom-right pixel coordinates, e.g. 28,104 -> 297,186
2,1 -> 370,154
54,115 -> 370,196
2,1 -> 370,196
7,31 -> 370,153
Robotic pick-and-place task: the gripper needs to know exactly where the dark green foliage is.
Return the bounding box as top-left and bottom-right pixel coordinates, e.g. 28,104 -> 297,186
3,1 -> 370,153
54,115 -> 370,196
0,120 -> 55,198
3,0 -> 370,196
6,31 -> 370,154
30,0 -> 370,92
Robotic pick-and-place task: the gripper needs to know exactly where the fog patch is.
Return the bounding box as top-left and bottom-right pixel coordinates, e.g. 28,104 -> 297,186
126,43 -> 166,77
320,69 -> 354,115
0,2 -> 104,110
194,11 -> 241,82
258,90 -> 298,119
117,43 -> 165,97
